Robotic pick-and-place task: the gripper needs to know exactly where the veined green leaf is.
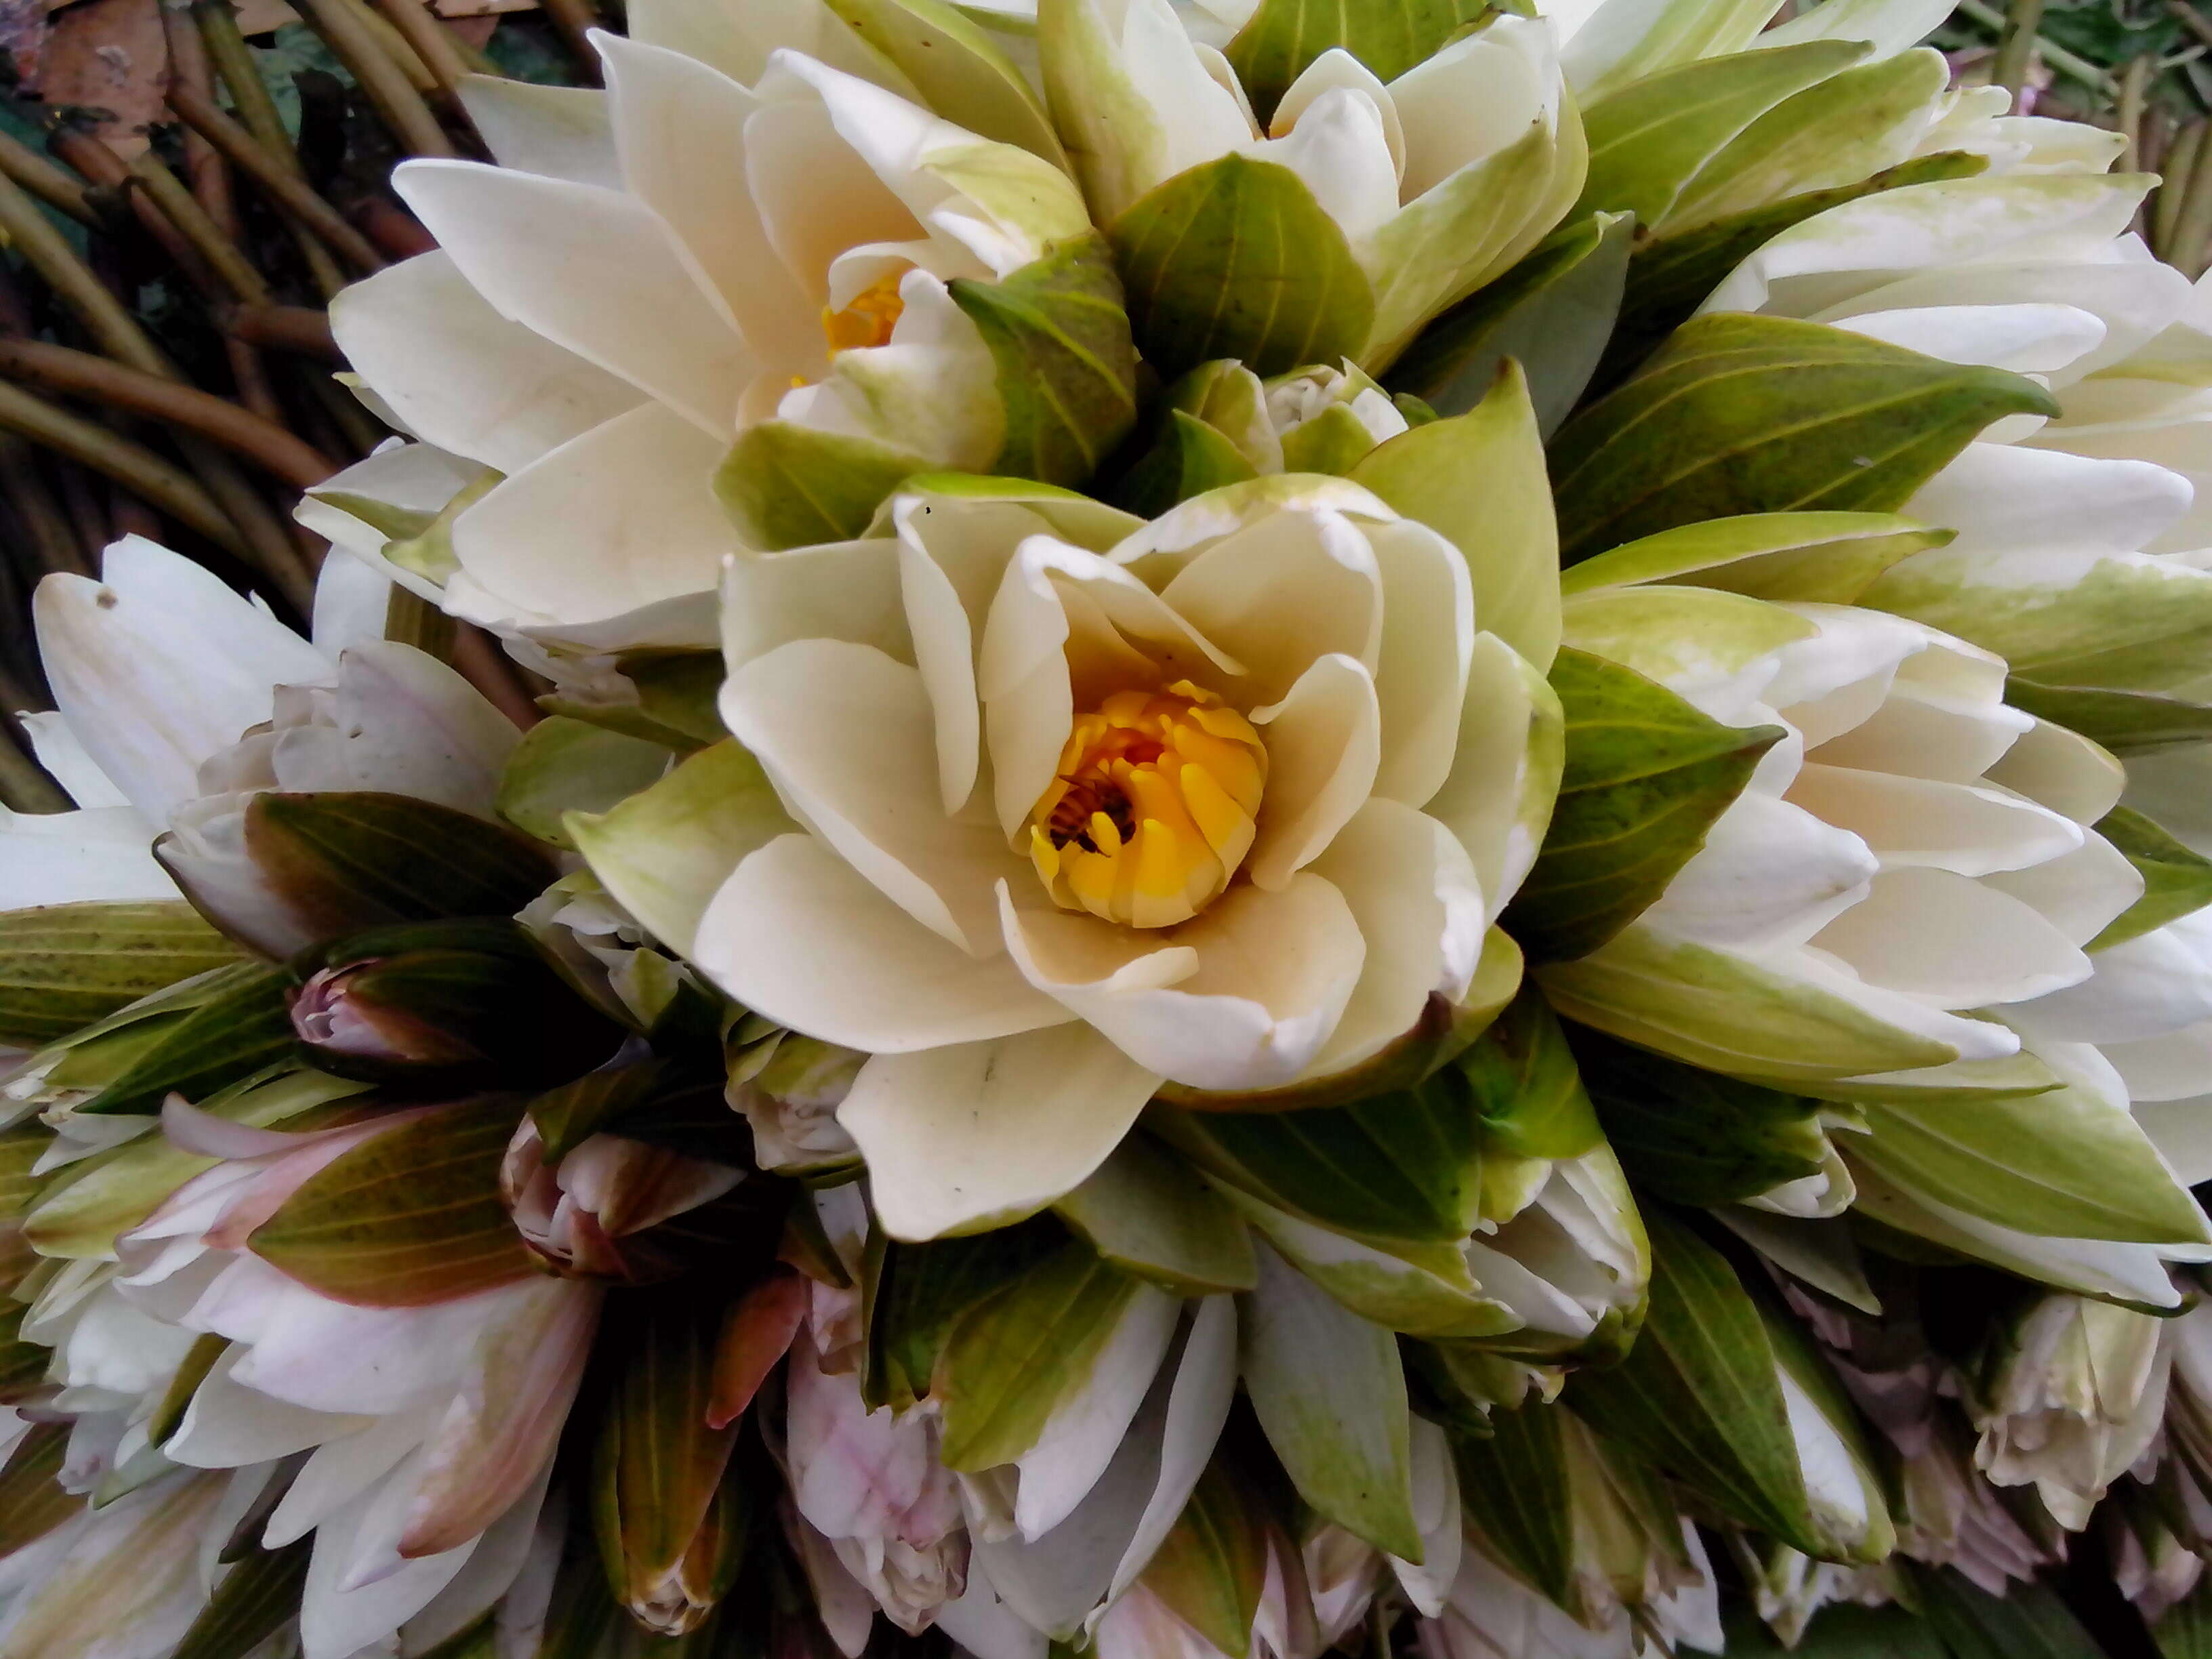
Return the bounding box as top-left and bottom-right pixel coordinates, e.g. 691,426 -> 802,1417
2154,1573 -> 2212,1659
1598,151 -> 1990,390
1240,1240 -> 1420,1559
823,0 -> 1067,164
1108,155 -> 1376,380
1052,1134 -> 1257,1296
529,1061 -> 681,1162
76,964 -> 295,1118
1113,409 -> 1261,518
1564,1210 -> 1818,1555
1452,1397 -> 1574,1610
241,791 -> 558,943
1350,360 -> 1561,671
1573,1027 -> 1827,1206
1574,40 -> 1870,228
497,717 -> 672,851
0,1423 -> 75,1557
935,1239 -> 1144,1471
171,1536 -> 312,1659
1913,1568 -> 2103,1659
862,1216 -> 1064,1412
1223,0 -> 1494,119
2091,807 -> 2212,949
1504,648 -> 1781,962
1558,512 -> 1952,605
1457,989 -> 1604,1162
0,903 -> 242,1049
1553,313 -> 2055,564
1154,1063 -> 1489,1246
1136,1462 -> 1269,1657
2003,681 -> 2212,758
952,232 -> 1138,488
714,423 -> 920,551
1383,211 -> 1633,436
1279,402 -> 1383,475
249,1096 -> 537,1305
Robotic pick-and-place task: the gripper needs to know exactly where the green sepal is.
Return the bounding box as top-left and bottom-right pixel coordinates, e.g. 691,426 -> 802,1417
1912,1566 -> 2103,1659
73,964 -> 295,1117
1457,987 -> 1605,1164
307,466 -> 498,587
1451,1397 -> 1574,1611
714,422 -> 921,551
1223,0 -> 1494,121
1504,647 -> 1782,962
1134,1462 -> 1270,1657
249,1094 -> 539,1305
1112,409 -> 1261,518
1572,1026 -> 1828,1207
822,0 -> 1067,165
2003,680 -> 2212,758
1558,511 -> 1953,605
1279,401 -> 1383,475
1552,312 -> 2057,564
148,1332 -> 230,1449
1384,211 -> 1633,435
951,232 -> 1139,489
169,1536 -> 314,1659
1051,1133 -> 1258,1296
0,901 -> 243,1049
860,1215 -> 1065,1412
2091,807 -> 2212,949
1109,155 -> 1376,380
498,716 -> 673,851
537,651 -> 724,754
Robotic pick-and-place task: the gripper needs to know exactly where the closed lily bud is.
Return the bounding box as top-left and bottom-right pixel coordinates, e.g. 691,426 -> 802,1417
500,1116 -> 743,1284
289,918 -> 624,1087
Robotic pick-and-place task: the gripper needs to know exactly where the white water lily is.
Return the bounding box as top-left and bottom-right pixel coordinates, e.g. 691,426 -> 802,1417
583,464 -> 1559,1240
1042,0 -> 1583,364
322,28 -> 1094,651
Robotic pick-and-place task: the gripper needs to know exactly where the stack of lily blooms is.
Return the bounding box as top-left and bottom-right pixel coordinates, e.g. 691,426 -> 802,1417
7,0 -> 2212,1652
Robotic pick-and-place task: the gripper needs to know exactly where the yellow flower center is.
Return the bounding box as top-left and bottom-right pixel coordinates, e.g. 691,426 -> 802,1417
1026,683 -> 1267,930
821,270 -> 908,353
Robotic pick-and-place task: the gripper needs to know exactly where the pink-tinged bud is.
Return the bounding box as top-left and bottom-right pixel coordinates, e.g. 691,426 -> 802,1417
500,1117 -> 741,1285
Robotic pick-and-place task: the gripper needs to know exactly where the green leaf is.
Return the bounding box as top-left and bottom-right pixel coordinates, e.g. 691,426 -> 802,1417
861,1216 -> 1065,1412
1573,1027 -> 1828,1206
529,1061 -> 682,1162
249,1096 -> 538,1305
1552,313 -> 2057,564
0,1303 -> 52,1402
2091,806 -> 2212,949
592,1289 -> 747,1634
1154,1064 -> 1490,1247
1240,1240 -> 1420,1559
935,1239 -> 1144,1470
241,791 -> 558,942
1456,988 -> 1605,1162
1721,1601 -> 1946,1658
1384,211 -> 1633,436
1350,359 -> 1561,671
1574,40 -> 1870,228
172,1537 -> 313,1659
1565,1210 -> 1819,1555
1052,1134 -> 1258,1296
1113,409 -> 1261,518
2155,1572 -> 2212,1659
497,717 -> 672,851
1223,0 -> 1492,119
1851,1082 -> 2212,1246
568,740 -> 798,958
76,964 -> 295,1117
714,422 -> 920,551
1558,512 -> 1953,605
0,1424 -> 75,1557
951,232 -> 1138,489
823,0 -> 1067,165
1451,1398 -> 1574,1608
1279,401 -> 1383,475
1136,1462 -> 1269,1657
2003,680 -> 2212,758
1912,1569 -> 2103,1659
0,902 -> 243,1049
623,652 -> 728,748
1505,647 -> 1782,962
1108,155 -> 1375,380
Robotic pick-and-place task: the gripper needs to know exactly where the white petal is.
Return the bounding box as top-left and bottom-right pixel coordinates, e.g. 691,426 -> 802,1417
2103,1021 -> 2212,1102
1013,1282 -> 1180,1538
1903,441 -> 2193,560
999,874 -> 1366,1090
1240,85 -> 1399,245
392,159 -> 753,435
1248,653 -> 1382,890
1641,788 -> 1877,953
455,77 -> 617,185
0,806 -> 172,907
840,1023 -> 1161,1239
16,710 -> 125,807
2011,915 -> 2212,1044
272,641 -> 517,816
695,833 -> 1066,1051
1979,831 -> 2142,947
308,546 -> 394,661
1837,302 -> 2106,376
1810,867 -> 2091,1006
1367,519 -> 1474,806
1786,766 -> 2083,877
1157,507 -> 1382,707
723,541 -> 912,676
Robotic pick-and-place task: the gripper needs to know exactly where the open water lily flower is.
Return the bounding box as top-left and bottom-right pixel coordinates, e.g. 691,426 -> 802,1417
588,461 -> 1559,1240
325,28 -> 1099,651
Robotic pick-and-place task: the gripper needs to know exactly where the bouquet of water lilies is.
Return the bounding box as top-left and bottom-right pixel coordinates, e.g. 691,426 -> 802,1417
12,0 -> 2212,1651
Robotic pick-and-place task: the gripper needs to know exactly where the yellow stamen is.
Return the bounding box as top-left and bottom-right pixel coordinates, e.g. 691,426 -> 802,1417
1026,682 -> 1267,929
821,269 -> 908,353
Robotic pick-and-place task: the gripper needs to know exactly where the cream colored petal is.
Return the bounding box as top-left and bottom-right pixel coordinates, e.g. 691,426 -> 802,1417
1807,682 -> 2030,785
331,253 -> 644,476
1273,48 -> 1404,176
453,77 -> 618,186
999,874 -> 1365,1090
1643,789 -> 1877,953
1809,867 -> 2091,1007
743,92 -> 928,306
722,541 -> 912,676
449,403 -> 734,631
1387,17 -> 1553,197
696,834 -> 1067,1050
841,1023 -> 1162,1240
1367,518 -> 1473,806
1978,831 -> 2141,949
1425,631 -> 1561,918
392,159 -> 753,435
2009,912 -> 2212,1045
1786,766 -> 2083,878
621,0 -> 903,90
1247,653 -> 1382,891
720,640 -> 1021,952
1240,85 -> 1399,245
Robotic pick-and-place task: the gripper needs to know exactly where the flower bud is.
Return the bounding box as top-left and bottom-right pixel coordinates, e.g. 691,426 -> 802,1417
500,1116 -> 743,1285
287,918 -> 623,1088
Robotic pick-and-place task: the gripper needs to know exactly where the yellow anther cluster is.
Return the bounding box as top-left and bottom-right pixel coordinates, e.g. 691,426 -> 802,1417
821,269 -> 908,353
1027,682 -> 1267,929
